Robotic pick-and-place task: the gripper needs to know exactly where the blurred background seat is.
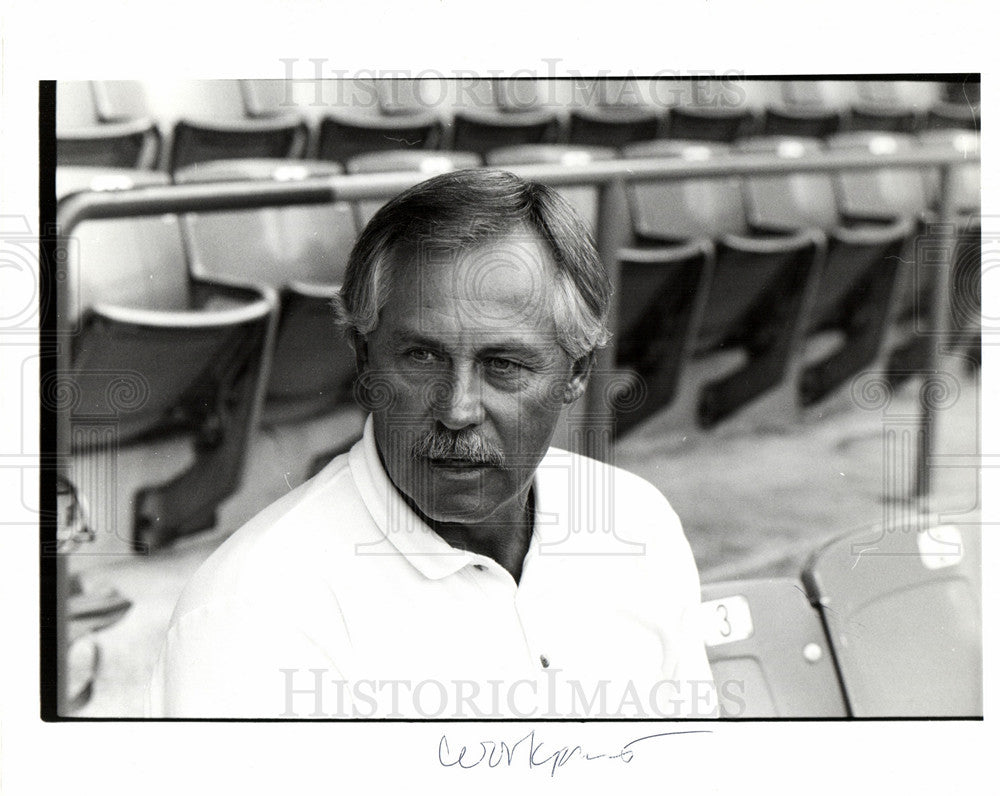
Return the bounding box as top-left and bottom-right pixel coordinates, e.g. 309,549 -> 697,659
738,136 -> 913,406
346,149 -> 482,227
57,119 -> 161,170
451,107 -> 560,157
566,105 -> 660,149
664,105 -> 755,143
175,158 -> 359,423
803,521 -> 982,716
623,140 -> 823,431
316,111 -> 443,166
763,106 -> 842,138
701,578 -> 848,717
606,242 -> 715,436
59,167 -> 277,551
168,116 -> 309,173
485,143 -> 618,230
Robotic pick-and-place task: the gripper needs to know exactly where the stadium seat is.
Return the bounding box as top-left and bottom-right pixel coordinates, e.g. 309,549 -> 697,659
346,150 -> 482,227
450,108 -> 560,156
930,83 -> 980,130
59,170 -> 277,550
827,132 -> 930,222
917,129 -> 981,216
175,159 -> 358,422
168,116 -> 310,172
738,136 -> 914,405
91,80 -> 154,121
57,119 -> 161,170
57,81 -> 100,128
316,111 -> 443,165
737,136 -> 840,231
847,105 -> 919,134
607,242 -> 715,435
624,139 -> 826,426
779,80 -> 851,109
493,78 -> 551,113
623,138 -> 824,428
624,140 -> 744,241
802,521 -> 982,716
763,106 -> 842,138
566,106 -> 660,149
701,578 -> 848,717
827,132 -> 965,381
485,144 -> 617,230
940,80 -> 980,107
925,102 -> 980,132
664,105 -> 755,143
237,79 -> 296,118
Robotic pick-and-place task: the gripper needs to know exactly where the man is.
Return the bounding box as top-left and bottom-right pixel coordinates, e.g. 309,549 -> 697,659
148,169 -> 716,719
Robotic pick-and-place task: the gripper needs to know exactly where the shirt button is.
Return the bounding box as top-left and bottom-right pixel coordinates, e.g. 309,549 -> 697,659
473,564 -> 486,571
540,655 -> 550,669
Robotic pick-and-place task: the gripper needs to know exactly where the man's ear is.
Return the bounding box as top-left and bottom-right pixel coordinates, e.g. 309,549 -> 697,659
352,332 -> 370,376
563,351 -> 595,405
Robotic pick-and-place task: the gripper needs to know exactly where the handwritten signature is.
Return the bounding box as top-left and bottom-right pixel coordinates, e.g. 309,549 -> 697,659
438,729 -> 711,777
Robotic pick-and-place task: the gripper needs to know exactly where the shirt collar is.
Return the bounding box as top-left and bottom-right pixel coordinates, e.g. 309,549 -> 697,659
348,415 -> 574,580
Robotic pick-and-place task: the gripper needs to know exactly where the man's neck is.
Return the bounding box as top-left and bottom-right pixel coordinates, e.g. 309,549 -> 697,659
400,487 -> 535,584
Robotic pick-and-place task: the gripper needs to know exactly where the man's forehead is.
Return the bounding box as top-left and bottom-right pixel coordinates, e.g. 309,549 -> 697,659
385,229 -> 560,329
399,228 -> 555,276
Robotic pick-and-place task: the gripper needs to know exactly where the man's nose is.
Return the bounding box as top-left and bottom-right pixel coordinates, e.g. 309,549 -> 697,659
432,364 -> 485,430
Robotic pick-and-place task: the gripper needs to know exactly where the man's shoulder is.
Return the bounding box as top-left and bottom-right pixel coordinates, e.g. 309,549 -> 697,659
170,448 -> 372,619
542,445 -> 678,515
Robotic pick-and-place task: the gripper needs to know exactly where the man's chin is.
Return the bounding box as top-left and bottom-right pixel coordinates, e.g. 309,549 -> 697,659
414,494 -> 499,526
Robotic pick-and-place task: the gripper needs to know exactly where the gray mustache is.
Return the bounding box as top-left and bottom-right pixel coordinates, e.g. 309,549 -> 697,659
410,429 -> 507,469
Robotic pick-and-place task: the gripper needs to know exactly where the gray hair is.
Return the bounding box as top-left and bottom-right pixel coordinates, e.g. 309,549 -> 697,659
334,169 -> 612,360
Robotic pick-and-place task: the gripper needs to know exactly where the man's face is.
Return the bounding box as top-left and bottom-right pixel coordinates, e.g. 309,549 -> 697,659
357,229 -> 591,526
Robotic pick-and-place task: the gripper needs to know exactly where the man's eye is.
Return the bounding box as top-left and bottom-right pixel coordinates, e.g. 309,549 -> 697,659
407,349 -> 442,364
484,357 -> 522,375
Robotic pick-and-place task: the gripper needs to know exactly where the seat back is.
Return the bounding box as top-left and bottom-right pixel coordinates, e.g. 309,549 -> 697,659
738,136 -> 841,232
61,167 -> 190,329
486,144 -> 617,230
624,140 -> 745,241
317,112 -> 442,165
827,132 -> 929,220
176,159 -> 356,287
763,106 -> 841,138
169,117 -> 309,172
610,242 -> 713,433
346,150 -> 482,227
451,109 -> 559,156
494,79 -> 548,113
848,107 -> 918,134
695,232 -> 816,354
57,81 -> 99,128
175,159 -> 359,418
567,106 -> 660,149
93,80 -> 153,121
70,215 -> 191,325
57,119 -> 161,170
665,106 -> 754,143
803,521 -> 982,716
71,302 -> 271,443
701,578 -> 848,717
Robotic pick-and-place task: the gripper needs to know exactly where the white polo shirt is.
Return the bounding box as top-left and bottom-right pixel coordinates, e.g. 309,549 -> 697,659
148,416 -> 716,719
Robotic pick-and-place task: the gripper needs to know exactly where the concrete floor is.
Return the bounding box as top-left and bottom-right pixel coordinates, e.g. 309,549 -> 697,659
67,355 -> 981,717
